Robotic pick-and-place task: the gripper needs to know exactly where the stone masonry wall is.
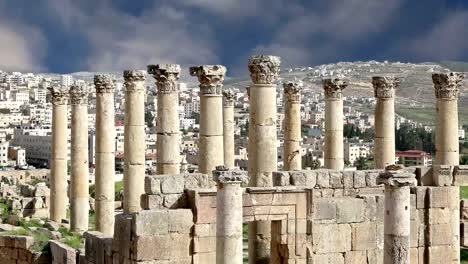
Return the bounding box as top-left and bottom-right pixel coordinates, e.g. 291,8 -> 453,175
0,235 -> 51,264
84,167 -> 463,264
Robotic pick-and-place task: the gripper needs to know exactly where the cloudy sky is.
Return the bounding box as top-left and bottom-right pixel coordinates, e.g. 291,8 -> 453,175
0,0 -> 467,75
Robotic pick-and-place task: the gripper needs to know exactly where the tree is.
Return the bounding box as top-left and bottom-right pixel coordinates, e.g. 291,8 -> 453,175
309,159 -> 321,170
145,111 -> 155,128
354,157 -> 371,170
395,124 -> 434,154
461,155 -> 468,165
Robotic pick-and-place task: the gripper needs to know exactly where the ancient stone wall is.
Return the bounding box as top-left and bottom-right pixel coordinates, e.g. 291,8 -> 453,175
4,183 -> 50,218
0,169 -> 50,185
0,235 -> 51,264
83,167 -> 463,264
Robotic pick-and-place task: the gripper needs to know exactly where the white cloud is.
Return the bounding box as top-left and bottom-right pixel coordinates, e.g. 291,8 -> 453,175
0,21 -> 47,72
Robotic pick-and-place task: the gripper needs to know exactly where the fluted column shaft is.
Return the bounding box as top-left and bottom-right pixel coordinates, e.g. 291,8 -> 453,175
373,76 -> 399,169
433,72 -> 464,165
214,167 -> 247,264
49,87 -> 69,222
70,85 -> 89,232
247,55 -> 281,264
190,65 -> 226,174
377,169 -> 416,264
123,70 -> 147,213
323,79 -> 347,170
148,64 -> 181,175
94,75 -> 116,235
283,80 -> 302,171
223,91 -> 235,168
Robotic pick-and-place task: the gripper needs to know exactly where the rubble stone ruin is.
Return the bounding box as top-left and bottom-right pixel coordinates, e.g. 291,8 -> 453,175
11,56 -> 468,263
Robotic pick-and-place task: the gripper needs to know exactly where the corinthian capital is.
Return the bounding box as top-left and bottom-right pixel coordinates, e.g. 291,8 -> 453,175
322,78 -> 348,99
372,76 -> 400,99
283,79 -> 302,103
123,70 -> 147,92
69,85 -> 89,105
48,86 -> 69,106
223,90 -> 236,107
248,55 -> 281,84
432,72 -> 465,100
94,74 -> 115,93
190,65 -> 226,95
147,64 -> 181,94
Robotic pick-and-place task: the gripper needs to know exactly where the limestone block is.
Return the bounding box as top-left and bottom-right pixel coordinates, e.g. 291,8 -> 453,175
365,171 -> 380,187
353,171 -> 366,188
454,165 -> 468,186
0,235 -> 34,249
304,170 -> 317,188
461,222 -> 468,247
194,223 -> 216,237
344,250 -> 366,264
112,214 -> 133,258
312,223 -> 351,253
351,222 -> 377,250
133,210 -> 169,236
193,236 -> 216,253
427,245 -> 454,263
33,197 -> 44,209
0,247 -> 18,260
144,176 -> 161,195
34,185 -> 50,197
50,240 -> 77,264
428,208 -> 451,225
160,175 -> 184,194
330,171 -> 343,188
343,171 -> 353,189
312,253 -> 344,264
273,171 -> 290,186
84,231 -> 112,264
316,170 -> 330,188
427,186 -> 458,208
22,208 -> 48,218
410,220 -> 419,247
133,233 -> 191,261
291,171 -> 306,186
168,209 -> 193,233
313,199 -> 336,221
358,195 -> 377,221
410,248 -> 419,264
428,223 -> 452,246
336,198 -> 365,223
192,252 -> 216,264
183,173 -> 215,189
366,249 -> 383,264
140,194 -> 163,210
432,165 -> 454,186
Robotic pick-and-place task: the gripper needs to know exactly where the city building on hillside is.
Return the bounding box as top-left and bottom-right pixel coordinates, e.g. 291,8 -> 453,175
60,74 -> 73,87
344,141 -> 370,164
396,150 -> 432,166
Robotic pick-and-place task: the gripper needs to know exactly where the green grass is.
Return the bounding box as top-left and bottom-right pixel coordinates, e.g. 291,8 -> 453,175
89,180 -> 124,201
397,107 -> 468,125
461,187 -> 468,199
461,248 -> 468,263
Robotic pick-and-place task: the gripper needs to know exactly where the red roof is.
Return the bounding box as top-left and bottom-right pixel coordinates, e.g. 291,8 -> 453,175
396,150 -> 432,158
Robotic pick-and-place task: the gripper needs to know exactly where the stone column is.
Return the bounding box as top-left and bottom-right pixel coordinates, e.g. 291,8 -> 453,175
123,70 -> 147,213
190,65 -> 226,174
323,79 -> 347,170
377,166 -> 416,264
148,64 -> 181,175
433,72 -> 465,166
372,76 -> 400,169
213,166 -> 247,264
223,90 -> 236,168
69,85 -> 89,232
94,75 -> 116,235
283,80 -> 302,171
247,55 -> 281,263
48,87 -> 69,222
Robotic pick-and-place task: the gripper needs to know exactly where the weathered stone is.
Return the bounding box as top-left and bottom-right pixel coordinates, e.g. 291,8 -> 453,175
313,199 -> 336,221
133,210 -> 169,236
329,172 -> 343,188
351,223 -> 377,250
50,240 -> 77,264
141,194 -> 163,210
304,170 -> 317,188
144,176 -> 161,195
432,165 -> 454,186
290,171 -> 306,186
312,223 -> 351,253
353,171 -> 366,188
168,209 -> 193,234
273,171 -> 290,186
161,175 -> 185,194
344,250 -> 366,264
336,198 -> 365,223
316,170 -> 330,188
342,171 -> 353,189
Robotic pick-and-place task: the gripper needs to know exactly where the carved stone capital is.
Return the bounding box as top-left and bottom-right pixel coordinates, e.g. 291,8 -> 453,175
223,90 -> 236,107
213,165 -> 249,184
377,165 -> 416,187
94,74 -> 115,93
372,76 -> 400,99
69,85 -> 89,105
48,87 -> 69,106
322,78 -> 348,99
123,70 -> 147,92
147,64 -> 181,94
432,72 -> 464,100
190,65 -> 226,96
283,79 -> 303,103
248,55 -> 281,84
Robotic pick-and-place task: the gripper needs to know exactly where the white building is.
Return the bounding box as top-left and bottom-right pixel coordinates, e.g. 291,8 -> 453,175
61,75 -> 73,87
344,142 -> 370,165
0,141 -> 8,166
